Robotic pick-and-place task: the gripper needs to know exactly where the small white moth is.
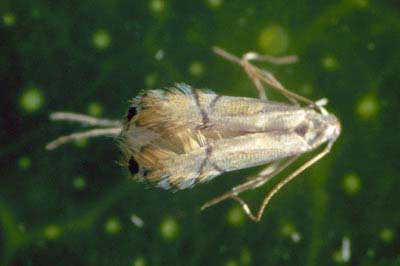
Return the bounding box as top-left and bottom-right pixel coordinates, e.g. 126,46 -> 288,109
47,47 -> 341,222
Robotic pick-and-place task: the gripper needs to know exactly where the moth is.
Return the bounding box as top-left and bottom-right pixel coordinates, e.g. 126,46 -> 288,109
47,47 -> 341,222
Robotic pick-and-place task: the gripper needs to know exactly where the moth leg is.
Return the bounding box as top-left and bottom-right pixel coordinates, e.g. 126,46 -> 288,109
250,76 -> 267,99
241,51 -> 299,101
45,127 -> 121,150
213,47 -> 268,99
212,47 -> 317,107
49,112 -> 121,127
46,112 -> 122,150
201,156 -> 299,211
244,58 -> 295,103
247,141 -> 334,222
242,52 -> 298,65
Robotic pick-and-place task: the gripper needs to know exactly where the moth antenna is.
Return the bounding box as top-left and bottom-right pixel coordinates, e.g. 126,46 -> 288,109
251,141 -> 333,221
49,112 -> 121,127
47,111 -> 122,150
46,127 -> 122,150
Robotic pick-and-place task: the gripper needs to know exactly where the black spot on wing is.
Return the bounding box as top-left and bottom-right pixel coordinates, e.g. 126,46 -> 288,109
126,107 -> 137,121
295,123 -> 308,137
128,156 -> 139,174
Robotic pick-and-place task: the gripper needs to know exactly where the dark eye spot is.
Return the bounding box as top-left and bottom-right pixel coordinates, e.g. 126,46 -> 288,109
126,107 -> 137,121
295,124 -> 308,137
128,156 -> 139,174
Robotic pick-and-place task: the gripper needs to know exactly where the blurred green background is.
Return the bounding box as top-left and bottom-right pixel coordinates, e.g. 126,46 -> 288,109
1,0 -> 400,265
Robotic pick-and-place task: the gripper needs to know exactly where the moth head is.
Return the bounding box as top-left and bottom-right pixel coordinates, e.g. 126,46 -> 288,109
324,113 -> 341,142
299,112 -> 341,149
314,100 -> 341,143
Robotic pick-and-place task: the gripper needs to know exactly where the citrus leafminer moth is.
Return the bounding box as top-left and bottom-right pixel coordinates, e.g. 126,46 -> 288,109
47,47 -> 341,222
